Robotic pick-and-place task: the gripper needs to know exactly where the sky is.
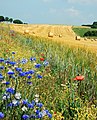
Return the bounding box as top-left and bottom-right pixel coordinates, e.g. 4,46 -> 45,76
0,0 -> 97,25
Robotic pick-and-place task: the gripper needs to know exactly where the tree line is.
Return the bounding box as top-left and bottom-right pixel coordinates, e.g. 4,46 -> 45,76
0,16 -> 27,24
82,22 -> 97,29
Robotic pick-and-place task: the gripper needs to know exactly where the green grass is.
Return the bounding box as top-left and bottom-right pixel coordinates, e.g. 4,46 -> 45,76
72,27 -> 97,37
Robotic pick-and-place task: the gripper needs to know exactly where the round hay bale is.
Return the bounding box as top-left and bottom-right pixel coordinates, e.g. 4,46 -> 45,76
24,30 -> 29,34
48,32 -> 53,37
59,34 -> 62,38
84,37 -> 87,41
76,36 -> 80,40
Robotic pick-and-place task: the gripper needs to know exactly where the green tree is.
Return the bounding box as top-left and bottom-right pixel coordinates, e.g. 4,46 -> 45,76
13,19 -> 23,24
5,17 -> 9,22
0,16 -> 5,22
9,18 -> 13,23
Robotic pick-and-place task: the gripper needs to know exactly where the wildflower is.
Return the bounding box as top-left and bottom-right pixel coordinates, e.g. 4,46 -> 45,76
27,75 -> 32,79
12,52 -> 15,54
22,99 -> 28,105
27,103 -> 34,108
19,72 -> 26,77
35,110 -> 40,115
35,94 -> 39,98
0,74 -> 4,79
9,61 -> 16,65
0,112 -> 4,119
0,58 -> 4,62
43,61 -> 49,66
35,64 -> 41,68
15,67 -> 22,72
2,81 -> 10,85
27,81 -> 32,85
7,70 -> 14,75
12,99 -> 19,106
47,112 -> 52,118
37,112 -> 42,118
30,57 -> 36,61
22,114 -> 29,120
74,75 -> 84,81
34,98 -> 39,103
40,58 -> 45,61
37,74 -> 42,79
22,106 -> 28,111
6,88 -> 15,94
36,103 -> 43,108
2,93 -> 10,100
0,66 -> 4,70
21,59 -> 28,64
28,70 -> 35,74
15,93 -> 21,100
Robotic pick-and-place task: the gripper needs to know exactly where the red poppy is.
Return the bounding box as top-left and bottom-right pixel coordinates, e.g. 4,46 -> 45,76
40,58 -> 45,61
74,75 -> 84,81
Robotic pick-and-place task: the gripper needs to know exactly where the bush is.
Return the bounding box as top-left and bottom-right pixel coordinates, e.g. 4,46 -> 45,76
83,30 -> 97,37
0,16 -> 5,22
13,19 -> 23,24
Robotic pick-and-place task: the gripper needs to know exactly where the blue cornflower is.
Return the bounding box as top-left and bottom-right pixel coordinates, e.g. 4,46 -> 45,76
43,60 -> 49,66
21,59 -> 28,64
2,93 -> 10,100
19,72 -> 26,77
12,52 -> 15,54
35,64 -> 41,68
36,103 -> 43,108
32,100 -> 35,105
6,88 -> 15,94
0,58 -> 4,62
15,67 -> 22,72
27,76 -> 32,79
27,81 -> 32,85
3,81 -> 10,85
0,112 -> 4,119
35,110 -> 40,115
9,61 -> 16,65
28,70 -> 35,74
22,99 -> 28,105
47,112 -> 52,118
27,103 -> 34,108
0,66 -> 4,70
30,57 -> 36,61
7,70 -> 14,75
37,74 -> 42,79
30,114 -> 36,119
0,74 -> 4,79
37,112 -> 42,118
24,71 -> 30,75
22,114 -> 29,120
7,103 -> 13,107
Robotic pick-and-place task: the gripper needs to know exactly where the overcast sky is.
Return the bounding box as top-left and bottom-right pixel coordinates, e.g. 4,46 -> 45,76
0,0 -> 97,25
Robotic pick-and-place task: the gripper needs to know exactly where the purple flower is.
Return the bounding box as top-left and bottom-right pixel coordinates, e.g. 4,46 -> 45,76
22,114 -> 29,120
12,52 -> 15,54
47,112 -> 52,118
0,112 -> 4,119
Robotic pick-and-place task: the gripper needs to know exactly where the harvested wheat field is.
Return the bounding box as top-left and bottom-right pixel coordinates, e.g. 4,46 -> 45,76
10,24 -> 97,52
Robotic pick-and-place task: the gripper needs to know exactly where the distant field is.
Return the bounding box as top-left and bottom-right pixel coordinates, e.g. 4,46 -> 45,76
72,26 -> 97,37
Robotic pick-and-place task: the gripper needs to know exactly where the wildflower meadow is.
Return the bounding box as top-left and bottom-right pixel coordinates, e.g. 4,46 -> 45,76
0,23 -> 97,120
